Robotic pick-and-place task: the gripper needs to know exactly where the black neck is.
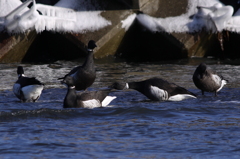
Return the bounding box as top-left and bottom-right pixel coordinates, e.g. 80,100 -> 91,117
18,74 -> 24,79
82,50 -> 94,69
64,87 -> 77,108
128,82 -> 146,97
128,82 -> 140,90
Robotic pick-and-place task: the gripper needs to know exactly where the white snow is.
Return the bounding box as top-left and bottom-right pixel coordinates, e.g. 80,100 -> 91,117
121,13 -> 137,31
0,0 -> 111,33
1,0 -> 240,33
0,0 -> 26,17
136,0 -> 240,33
34,4 -> 111,33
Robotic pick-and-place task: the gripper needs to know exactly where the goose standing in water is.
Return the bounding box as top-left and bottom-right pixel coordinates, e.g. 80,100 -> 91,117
58,40 -> 97,91
63,76 -> 116,108
192,63 -> 227,96
13,66 -> 44,102
110,77 -> 196,101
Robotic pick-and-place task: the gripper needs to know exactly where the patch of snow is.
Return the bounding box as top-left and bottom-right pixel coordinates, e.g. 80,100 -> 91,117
1,0 -> 240,33
0,0 -> 26,17
0,0 -> 111,33
136,0 -> 239,33
121,13 -> 136,31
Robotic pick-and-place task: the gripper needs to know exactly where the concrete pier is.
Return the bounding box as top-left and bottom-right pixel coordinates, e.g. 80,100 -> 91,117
0,0 -> 238,63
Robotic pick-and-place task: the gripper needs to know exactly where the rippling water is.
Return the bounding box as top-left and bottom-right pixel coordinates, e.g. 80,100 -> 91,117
1,58 -> 240,158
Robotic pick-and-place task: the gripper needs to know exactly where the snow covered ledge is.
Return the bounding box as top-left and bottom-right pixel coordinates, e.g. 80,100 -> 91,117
1,0 -> 240,62
115,0 -> 240,61
0,0 -> 136,62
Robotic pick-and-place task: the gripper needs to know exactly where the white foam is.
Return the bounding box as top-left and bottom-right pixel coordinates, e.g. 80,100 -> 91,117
213,100 -> 240,104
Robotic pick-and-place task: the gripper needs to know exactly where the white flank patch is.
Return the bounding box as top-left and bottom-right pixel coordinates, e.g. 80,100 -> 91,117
82,99 -> 101,109
168,94 -> 196,102
102,96 -> 117,107
212,74 -> 222,84
150,86 -> 168,101
21,85 -> 44,102
13,83 -> 21,97
212,74 -> 227,92
217,79 -> 227,92
121,13 -> 137,31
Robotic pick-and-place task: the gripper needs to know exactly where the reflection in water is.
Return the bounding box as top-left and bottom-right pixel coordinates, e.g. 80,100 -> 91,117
0,59 -> 240,158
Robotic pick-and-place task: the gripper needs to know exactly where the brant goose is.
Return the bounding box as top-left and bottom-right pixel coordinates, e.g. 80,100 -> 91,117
110,77 -> 196,101
193,63 -> 227,96
58,40 -> 97,91
13,66 -> 44,102
63,76 -> 116,108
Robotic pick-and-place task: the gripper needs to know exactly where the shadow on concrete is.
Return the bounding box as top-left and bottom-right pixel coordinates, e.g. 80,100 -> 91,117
22,31 -> 87,63
224,32 -> 240,59
115,18 -> 188,62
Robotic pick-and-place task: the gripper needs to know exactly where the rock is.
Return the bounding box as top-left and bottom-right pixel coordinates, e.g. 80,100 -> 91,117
0,31 -> 37,63
0,0 -> 232,63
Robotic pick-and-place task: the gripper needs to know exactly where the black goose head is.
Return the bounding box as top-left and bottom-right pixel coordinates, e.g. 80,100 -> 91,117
17,66 -> 24,78
88,40 -> 97,51
110,82 -> 127,90
196,63 -> 207,73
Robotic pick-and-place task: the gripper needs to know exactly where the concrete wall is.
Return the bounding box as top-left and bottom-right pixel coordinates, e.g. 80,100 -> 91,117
0,0 -> 235,63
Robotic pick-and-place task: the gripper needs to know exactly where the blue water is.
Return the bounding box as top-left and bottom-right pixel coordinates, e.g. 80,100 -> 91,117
1,59 -> 240,158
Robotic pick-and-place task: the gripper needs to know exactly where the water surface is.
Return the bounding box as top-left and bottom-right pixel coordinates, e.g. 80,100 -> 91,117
0,59 -> 240,158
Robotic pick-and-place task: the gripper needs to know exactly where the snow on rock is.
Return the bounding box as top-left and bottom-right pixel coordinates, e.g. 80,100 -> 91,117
1,0 -> 240,34
136,0 -> 239,33
121,13 -> 137,31
35,4 -> 111,33
225,8 -> 240,33
0,0 -> 26,17
0,0 -> 111,33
